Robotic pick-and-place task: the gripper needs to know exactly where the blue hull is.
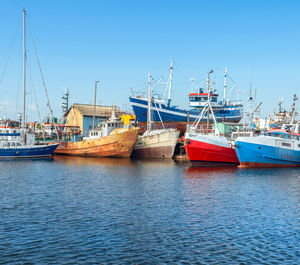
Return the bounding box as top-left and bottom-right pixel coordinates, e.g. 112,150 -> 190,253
129,96 -> 243,123
0,144 -> 59,158
235,140 -> 300,167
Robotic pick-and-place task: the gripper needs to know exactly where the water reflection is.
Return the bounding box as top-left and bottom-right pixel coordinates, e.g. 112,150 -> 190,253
131,157 -> 176,166
53,155 -> 135,167
184,166 -> 238,178
0,156 -> 53,163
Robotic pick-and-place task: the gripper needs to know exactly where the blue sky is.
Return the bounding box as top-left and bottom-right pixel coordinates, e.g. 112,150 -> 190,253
1,0 -> 300,121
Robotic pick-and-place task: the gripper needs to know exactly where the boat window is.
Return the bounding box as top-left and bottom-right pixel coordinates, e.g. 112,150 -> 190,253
282,142 -> 291,147
17,142 -> 22,146
11,142 -> 15,147
108,124 -> 110,127
112,124 -> 114,127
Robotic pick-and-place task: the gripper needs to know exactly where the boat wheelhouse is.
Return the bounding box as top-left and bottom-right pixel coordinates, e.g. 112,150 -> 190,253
188,89 -> 219,108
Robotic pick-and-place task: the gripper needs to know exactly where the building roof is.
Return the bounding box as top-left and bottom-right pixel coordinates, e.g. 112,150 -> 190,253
65,103 -> 121,118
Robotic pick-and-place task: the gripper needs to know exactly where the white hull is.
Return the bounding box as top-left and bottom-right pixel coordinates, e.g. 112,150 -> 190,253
132,129 -> 180,158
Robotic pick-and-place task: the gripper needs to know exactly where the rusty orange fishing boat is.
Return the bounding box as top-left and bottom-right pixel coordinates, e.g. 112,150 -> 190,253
54,109 -> 140,157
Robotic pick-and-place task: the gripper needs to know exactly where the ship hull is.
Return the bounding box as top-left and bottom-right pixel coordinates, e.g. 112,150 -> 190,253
131,129 -> 180,158
235,136 -> 300,167
54,127 -> 140,158
0,144 -> 59,158
184,133 -> 239,166
129,96 -> 243,124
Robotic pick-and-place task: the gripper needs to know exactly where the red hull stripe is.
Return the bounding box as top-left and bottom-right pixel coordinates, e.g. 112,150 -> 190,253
190,160 -> 239,167
239,162 -> 300,168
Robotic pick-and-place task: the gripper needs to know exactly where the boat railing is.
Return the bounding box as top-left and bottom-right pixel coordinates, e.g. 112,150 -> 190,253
225,100 -> 243,106
130,91 -> 163,100
137,122 -> 176,133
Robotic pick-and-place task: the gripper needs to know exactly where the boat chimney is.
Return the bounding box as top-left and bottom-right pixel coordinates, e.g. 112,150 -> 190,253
111,104 -> 117,120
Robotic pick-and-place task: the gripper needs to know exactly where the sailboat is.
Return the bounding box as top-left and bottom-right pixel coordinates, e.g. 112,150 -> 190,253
131,73 -> 180,158
184,70 -> 239,166
0,9 -> 59,158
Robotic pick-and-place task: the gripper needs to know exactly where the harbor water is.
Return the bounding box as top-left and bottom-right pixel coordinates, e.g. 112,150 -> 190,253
0,157 -> 299,264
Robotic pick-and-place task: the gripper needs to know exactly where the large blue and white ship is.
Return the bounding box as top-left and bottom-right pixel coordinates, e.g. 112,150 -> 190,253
129,63 -> 243,130
235,123 -> 300,167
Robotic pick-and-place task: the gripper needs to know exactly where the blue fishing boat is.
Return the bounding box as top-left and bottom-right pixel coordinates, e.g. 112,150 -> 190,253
129,63 -> 243,131
235,123 -> 300,167
0,128 -> 58,158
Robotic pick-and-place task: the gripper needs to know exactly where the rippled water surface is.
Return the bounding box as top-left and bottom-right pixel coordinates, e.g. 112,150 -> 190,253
0,156 -> 299,264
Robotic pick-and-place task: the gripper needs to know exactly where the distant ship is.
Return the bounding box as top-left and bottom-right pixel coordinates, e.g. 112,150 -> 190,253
129,61 -> 243,132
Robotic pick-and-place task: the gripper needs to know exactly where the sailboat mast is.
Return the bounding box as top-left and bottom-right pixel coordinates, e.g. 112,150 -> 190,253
147,73 -> 152,131
167,57 -> 173,107
22,9 -> 26,128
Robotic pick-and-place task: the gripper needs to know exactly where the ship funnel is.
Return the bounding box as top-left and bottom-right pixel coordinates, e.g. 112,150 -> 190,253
110,104 -> 117,120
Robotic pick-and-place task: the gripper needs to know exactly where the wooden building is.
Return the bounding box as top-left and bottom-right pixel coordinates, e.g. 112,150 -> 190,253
64,103 -> 121,136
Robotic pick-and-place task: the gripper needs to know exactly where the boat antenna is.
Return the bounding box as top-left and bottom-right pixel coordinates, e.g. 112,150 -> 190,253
93,80 -> 99,130
167,57 -> 173,107
290,94 -> 298,124
22,9 -> 27,128
206,70 -> 213,132
223,67 -> 227,105
147,73 -> 152,131
61,89 -> 69,115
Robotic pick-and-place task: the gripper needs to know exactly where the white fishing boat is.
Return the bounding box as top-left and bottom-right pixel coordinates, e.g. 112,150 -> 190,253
131,74 -> 180,158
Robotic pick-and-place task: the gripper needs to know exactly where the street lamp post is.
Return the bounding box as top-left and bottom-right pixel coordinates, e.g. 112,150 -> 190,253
93,80 -> 100,130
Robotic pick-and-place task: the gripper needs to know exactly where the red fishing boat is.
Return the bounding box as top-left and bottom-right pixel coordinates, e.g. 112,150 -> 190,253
184,132 -> 239,166
184,70 -> 239,167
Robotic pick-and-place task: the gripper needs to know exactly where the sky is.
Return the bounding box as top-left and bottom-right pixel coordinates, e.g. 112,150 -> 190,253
1,0 -> 300,121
